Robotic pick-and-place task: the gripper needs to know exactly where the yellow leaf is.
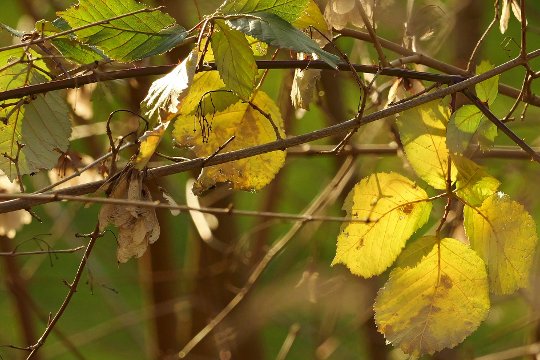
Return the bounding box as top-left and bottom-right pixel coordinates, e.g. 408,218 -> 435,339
375,238 -> 490,356
293,0 -> 329,33
134,122 -> 169,170
173,91 -> 285,195
332,172 -> 432,278
464,192 -> 538,294
397,100 -> 456,189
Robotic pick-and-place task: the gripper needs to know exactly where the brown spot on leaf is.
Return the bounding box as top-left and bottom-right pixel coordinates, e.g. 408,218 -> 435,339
401,203 -> 414,214
440,274 -> 453,289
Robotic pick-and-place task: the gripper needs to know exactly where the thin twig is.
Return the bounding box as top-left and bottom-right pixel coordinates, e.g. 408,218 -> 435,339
0,246 -> 85,257
0,60 -> 463,102
467,0 -> 499,72
337,28 -> 540,107
1,52 -> 539,214
356,3 -> 390,67
178,157 -> 356,358
463,89 -> 540,162
25,224 -> 103,359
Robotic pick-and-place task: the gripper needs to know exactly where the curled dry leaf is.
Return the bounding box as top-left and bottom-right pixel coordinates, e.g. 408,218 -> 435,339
99,168 -> 160,263
0,175 -> 31,238
500,0 -> 523,34
141,48 -> 198,121
291,53 -> 321,110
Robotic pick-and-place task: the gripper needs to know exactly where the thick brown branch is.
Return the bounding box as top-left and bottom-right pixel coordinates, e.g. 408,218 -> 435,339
0,60 -> 462,102
0,49 -> 538,214
337,28 -> 540,107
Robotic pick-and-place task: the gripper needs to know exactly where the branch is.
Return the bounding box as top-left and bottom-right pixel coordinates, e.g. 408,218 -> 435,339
25,225 -> 102,359
337,28 -> 540,107
178,157 -> 355,357
0,60 -> 463,102
286,144 -> 540,159
0,246 -> 85,257
463,89 -> 540,162
0,192 -> 371,223
1,49 -> 538,214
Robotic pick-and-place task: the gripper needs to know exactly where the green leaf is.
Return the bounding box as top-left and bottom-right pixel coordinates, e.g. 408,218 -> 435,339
447,104 -> 497,154
58,0 -> 187,62
464,192 -> 538,294
475,60 -> 499,105
35,19 -> 105,64
332,172 -> 432,278
0,51 -> 70,180
226,12 -> 339,69
220,0 -> 309,23
396,99 -> 455,189
375,238 -> 490,356
212,20 -> 257,100
453,155 -> 500,206
173,91 -> 285,195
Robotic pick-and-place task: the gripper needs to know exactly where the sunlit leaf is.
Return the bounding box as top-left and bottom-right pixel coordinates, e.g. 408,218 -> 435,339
475,61 -> 499,106
226,12 -> 340,69
452,155 -> 500,206
173,91 -> 285,195
220,0 -> 309,23
58,0 -> 187,62
134,122 -> 169,170
35,19 -> 105,64
447,105 -> 497,154
212,20 -> 257,100
464,192 -> 538,294
293,0 -> 329,32
375,238 -> 490,356
141,49 -> 198,121
396,99 -> 455,189
332,172 -> 432,278
0,52 -> 71,180
291,54 -> 321,110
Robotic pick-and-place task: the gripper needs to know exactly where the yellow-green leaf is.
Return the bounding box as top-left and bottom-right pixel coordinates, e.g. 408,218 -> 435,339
332,172 -> 432,278
396,100 -> 456,189
375,238 -> 490,356
173,91 -> 285,195
476,61 -> 499,105
447,104 -> 497,154
293,0 -> 329,32
220,0 -> 309,23
453,155 -> 500,206
464,192 -> 538,294
134,122 -> 169,170
212,20 -> 257,100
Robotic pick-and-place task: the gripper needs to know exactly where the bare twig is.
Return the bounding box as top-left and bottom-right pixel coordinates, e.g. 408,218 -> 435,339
1,52 -> 539,214
178,158 -> 356,358
463,89 -> 540,162
0,246 -> 85,257
0,60 -> 463,102
337,28 -> 540,107
25,224 -> 103,359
